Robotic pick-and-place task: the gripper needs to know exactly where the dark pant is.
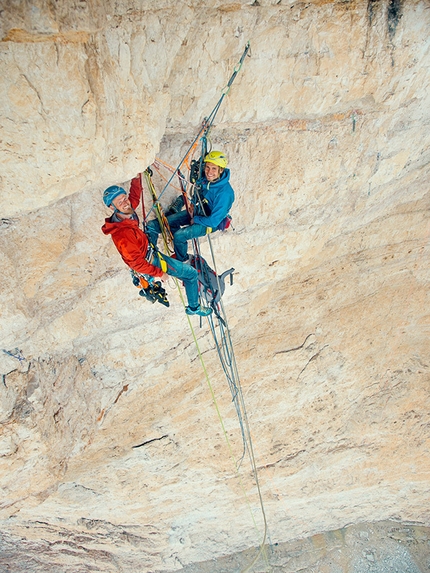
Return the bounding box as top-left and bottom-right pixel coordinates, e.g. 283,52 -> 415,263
147,211 -> 210,262
152,251 -> 199,308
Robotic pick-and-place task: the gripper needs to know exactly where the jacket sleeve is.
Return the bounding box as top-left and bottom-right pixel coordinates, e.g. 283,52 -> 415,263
193,187 -> 234,228
115,229 -> 163,278
129,175 -> 142,210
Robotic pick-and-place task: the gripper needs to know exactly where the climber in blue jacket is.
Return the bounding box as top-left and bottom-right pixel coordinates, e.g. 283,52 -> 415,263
146,151 -> 235,262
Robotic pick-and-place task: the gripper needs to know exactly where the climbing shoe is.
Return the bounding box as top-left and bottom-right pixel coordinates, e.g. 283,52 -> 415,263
165,195 -> 185,216
139,282 -> 169,307
185,304 -> 212,317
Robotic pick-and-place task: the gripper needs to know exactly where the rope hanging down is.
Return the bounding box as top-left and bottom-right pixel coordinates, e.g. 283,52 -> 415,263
183,44 -> 271,565
185,228 -> 271,572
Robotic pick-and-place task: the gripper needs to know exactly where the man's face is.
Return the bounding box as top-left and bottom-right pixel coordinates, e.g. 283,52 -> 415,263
111,193 -> 133,214
204,162 -> 222,182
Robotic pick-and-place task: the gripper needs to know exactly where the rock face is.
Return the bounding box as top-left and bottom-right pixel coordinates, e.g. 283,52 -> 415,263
0,0 -> 429,571
163,521 -> 430,573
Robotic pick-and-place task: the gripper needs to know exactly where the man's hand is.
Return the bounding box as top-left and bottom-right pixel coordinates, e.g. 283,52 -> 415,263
160,272 -> 169,282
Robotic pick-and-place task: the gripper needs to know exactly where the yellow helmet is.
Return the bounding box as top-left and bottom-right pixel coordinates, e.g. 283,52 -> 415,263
204,150 -> 228,169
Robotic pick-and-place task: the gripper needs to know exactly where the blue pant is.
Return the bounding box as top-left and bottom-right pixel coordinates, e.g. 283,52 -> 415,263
152,251 -> 199,308
147,211 -> 209,262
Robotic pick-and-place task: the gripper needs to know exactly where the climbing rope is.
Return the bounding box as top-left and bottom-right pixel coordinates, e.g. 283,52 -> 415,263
140,41 -> 271,571
145,180 -> 271,570
171,268 -> 271,572
192,234 -> 271,568
142,168 -> 271,570
152,158 -> 184,194
143,168 -> 174,254
152,159 -> 193,217
144,41 -> 251,222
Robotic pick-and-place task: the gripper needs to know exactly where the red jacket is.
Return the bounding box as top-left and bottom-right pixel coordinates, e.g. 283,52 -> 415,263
101,176 -> 163,278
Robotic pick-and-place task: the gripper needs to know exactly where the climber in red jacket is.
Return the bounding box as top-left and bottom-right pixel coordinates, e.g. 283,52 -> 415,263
101,175 -> 212,317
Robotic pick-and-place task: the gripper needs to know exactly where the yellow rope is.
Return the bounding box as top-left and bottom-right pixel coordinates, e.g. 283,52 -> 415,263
143,170 -> 174,254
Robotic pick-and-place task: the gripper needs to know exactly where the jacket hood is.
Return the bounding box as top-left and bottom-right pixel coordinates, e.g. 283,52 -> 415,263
101,216 -> 138,236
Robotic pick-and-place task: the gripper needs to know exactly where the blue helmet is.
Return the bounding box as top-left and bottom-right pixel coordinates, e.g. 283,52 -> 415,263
103,185 -> 126,207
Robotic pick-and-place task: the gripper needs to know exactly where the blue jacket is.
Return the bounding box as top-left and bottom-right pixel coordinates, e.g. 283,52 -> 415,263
193,168 -> 235,229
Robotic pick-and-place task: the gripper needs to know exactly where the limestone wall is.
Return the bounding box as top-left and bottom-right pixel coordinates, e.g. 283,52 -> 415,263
0,0 -> 429,571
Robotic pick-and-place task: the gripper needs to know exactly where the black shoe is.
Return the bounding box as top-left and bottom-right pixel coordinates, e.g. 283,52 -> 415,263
165,195 -> 185,216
